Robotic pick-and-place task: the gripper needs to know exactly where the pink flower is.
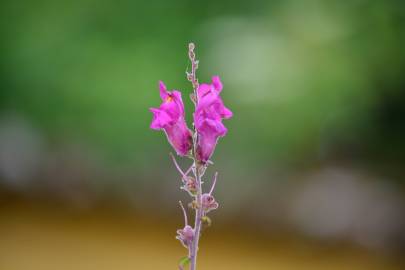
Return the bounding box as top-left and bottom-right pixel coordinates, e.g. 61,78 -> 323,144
201,193 -> 219,213
150,81 -> 193,156
176,225 -> 194,248
194,76 -> 232,162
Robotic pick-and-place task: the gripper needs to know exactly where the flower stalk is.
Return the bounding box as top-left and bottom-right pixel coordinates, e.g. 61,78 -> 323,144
149,42 -> 232,270
187,43 -> 203,270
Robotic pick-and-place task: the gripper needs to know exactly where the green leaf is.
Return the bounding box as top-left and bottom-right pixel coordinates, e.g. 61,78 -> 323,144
201,216 -> 212,227
178,256 -> 190,270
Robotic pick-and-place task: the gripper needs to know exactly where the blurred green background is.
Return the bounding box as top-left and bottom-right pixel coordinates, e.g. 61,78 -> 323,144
0,0 -> 405,269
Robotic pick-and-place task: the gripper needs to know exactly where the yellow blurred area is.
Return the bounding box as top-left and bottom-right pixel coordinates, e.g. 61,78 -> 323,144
0,200 -> 403,270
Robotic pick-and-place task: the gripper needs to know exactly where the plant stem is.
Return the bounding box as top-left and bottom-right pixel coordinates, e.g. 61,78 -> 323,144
190,161 -> 203,270
187,42 -> 203,270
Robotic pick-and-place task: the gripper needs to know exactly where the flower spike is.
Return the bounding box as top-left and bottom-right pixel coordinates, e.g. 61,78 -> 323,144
149,42 -> 231,270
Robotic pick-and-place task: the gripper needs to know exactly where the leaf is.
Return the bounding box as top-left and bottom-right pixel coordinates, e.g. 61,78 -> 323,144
202,216 -> 212,227
178,256 -> 190,270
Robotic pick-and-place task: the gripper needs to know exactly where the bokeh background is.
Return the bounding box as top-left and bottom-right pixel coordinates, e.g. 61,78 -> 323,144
1,0 -> 405,269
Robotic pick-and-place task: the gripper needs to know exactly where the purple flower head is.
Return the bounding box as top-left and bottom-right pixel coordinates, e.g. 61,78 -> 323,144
150,81 -> 193,156
176,225 -> 194,248
194,76 -> 232,162
201,193 -> 219,213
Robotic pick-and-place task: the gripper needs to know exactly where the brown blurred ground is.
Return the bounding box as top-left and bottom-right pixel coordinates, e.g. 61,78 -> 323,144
0,198 -> 403,270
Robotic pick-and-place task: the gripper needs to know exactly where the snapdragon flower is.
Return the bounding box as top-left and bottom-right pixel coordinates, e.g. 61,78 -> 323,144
150,81 -> 192,156
194,76 -> 232,162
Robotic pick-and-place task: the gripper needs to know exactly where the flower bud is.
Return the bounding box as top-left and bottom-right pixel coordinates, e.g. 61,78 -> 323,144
187,73 -> 193,82
176,225 -> 194,248
190,93 -> 196,103
201,193 -> 219,213
181,176 -> 197,195
188,200 -> 199,210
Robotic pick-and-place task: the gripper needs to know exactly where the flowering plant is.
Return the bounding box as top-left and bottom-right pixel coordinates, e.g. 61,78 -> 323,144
149,43 -> 232,270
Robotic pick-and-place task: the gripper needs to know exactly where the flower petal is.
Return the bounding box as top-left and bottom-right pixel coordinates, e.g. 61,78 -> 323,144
149,108 -> 173,129
171,90 -> 185,116
221,105 -> 233,119
159,81 -> 169,100
211,76 -> 222,92
197,83 -> 212,99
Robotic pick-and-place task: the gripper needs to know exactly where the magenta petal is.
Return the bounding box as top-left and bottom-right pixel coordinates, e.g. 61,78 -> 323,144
171,90 -> 184,115
196,119 -> 227,162
160,99 -> 180,119
164,119 -> 192,156
196,134 -> 217,162
196,91 -> 220,115
221,105 -> 233,119
149,108 -> 173,129
159,81 -> 168,100
211,76 -> 222,92
200,118 -> 227,136
197,83 -> 212,99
